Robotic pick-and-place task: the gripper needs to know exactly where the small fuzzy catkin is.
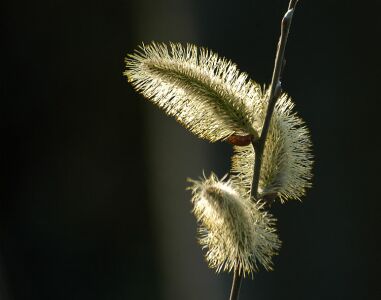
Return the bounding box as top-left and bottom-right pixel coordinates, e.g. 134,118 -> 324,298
260,93 -> 313,201
188,174 -> 280,276
231,92 -> 313,202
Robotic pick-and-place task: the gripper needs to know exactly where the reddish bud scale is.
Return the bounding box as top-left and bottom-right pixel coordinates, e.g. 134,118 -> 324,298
227,134 -> 252,146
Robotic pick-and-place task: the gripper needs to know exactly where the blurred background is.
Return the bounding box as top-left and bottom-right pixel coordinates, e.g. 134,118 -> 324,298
1,0 -> 380,299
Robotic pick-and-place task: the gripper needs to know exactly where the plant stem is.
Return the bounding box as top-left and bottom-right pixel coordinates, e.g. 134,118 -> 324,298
229,271 -> 242,300
251,1 -> 298,199
228,1 -> 299,299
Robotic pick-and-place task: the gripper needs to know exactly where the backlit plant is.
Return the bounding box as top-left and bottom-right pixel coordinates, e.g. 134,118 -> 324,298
124,1 -> 312,299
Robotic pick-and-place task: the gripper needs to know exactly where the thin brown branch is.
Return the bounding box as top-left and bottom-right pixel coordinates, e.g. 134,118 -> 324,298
229,271 -> 243,300
251,2 -> 298,198
229,1 -> 299,299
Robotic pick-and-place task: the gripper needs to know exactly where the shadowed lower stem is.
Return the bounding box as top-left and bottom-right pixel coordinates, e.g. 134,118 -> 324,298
228,1 -> 299,299
229,271 -> 242,300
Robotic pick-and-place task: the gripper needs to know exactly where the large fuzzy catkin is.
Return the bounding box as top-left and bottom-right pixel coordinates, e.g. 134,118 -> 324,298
188,174 -> 280,276
124,42 -> 262,142
231,92 -> 313,202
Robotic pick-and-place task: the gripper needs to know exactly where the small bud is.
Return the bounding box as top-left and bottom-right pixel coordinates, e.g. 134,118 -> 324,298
227,134 -> 253,146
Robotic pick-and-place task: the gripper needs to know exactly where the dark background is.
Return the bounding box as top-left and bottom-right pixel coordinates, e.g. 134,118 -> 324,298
1,0 -> 380,299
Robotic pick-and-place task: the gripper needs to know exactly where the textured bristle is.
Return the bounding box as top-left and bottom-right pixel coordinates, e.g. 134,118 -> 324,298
230,144 -> 255,197
124,42 -> 262,142
188,174 -> 280,276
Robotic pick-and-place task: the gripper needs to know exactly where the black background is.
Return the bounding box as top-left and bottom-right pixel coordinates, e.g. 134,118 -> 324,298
1,0 -> 380,299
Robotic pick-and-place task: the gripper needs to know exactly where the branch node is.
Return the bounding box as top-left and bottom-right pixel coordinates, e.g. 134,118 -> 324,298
274,82 -> 282,99
283,9 -> 294,25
